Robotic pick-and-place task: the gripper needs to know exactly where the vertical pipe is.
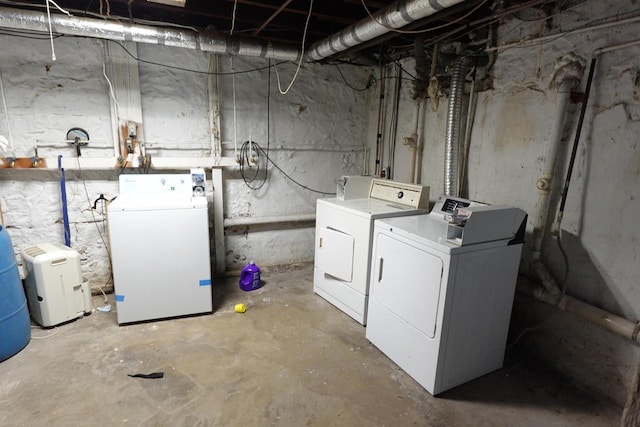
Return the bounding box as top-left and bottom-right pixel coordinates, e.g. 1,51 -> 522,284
409,101 -> 422,184
444,57 -> 470,196
531,78 -> 574,257
374,65 -> 386,177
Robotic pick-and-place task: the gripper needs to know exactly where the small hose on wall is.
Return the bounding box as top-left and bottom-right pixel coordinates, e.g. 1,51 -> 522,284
444,56 -> 471,196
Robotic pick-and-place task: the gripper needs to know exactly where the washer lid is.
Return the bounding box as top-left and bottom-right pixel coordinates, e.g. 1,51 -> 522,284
108,194 -> 206,211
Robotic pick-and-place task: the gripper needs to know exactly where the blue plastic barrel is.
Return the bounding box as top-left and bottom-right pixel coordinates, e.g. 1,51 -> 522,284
0,225 -> 31,362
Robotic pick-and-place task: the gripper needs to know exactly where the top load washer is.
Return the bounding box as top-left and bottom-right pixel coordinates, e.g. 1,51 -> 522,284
313,178 -> 429,325
366,194 -> 527,394
107,170 -> 212,324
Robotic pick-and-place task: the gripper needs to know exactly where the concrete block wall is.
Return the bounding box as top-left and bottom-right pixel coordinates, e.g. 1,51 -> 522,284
0,35 -> 372,283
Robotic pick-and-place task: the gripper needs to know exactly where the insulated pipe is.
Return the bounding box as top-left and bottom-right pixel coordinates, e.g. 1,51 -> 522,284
0,7 -> 300,61
305,0 -> 466,62
517,278 -> 640,345
444,56 -> 470,196
223,213 -> 316,228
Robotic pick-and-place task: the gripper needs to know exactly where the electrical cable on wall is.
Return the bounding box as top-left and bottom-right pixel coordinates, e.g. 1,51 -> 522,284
231,56 -> 238,162
273,0 -> 313,95
44,0 -> 72,61
75,156 -> 111,303
240,140 -> 333,195
102,61 -> 120,120
230,0 -> 238,35
334,64 -> 369,92
105,40 -> 288,76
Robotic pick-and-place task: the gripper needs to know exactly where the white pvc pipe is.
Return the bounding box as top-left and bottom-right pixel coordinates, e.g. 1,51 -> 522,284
531,78 -> 574,258
488,14 -> 640,53
518,279 -> 640,344
594,39 -> 640,56
407,100 -> 422,184
408,144 -> 417,184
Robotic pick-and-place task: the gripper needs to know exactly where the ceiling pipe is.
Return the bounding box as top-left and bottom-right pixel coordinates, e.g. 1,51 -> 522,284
0,6 -> 300,61
305,0 -> 466,62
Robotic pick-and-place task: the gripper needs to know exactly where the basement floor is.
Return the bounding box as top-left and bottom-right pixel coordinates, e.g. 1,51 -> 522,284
0,265 -> 621,426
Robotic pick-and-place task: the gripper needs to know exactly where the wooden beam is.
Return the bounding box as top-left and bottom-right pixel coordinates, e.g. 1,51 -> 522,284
252,0 -> 295,36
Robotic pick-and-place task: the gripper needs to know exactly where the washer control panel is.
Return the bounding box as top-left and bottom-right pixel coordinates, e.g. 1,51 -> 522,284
369,179 -> 429,209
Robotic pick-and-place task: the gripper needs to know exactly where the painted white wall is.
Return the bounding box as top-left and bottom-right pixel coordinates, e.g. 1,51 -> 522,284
379,0 -> 640,407
0,35 -> 373,284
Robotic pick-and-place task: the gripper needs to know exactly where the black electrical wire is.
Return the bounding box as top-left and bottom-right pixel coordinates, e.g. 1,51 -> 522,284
240,140 -> 335,195
238,140 -> 266,190
334,64 -> 369,92
0,29 -> 64,39
238,62 -> 274,191
556,57 -> 597,220
107,39 -> 289,76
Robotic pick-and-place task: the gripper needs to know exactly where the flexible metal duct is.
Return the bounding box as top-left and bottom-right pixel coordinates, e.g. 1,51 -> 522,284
306,0 -> 465,62
444,56 -> 470,196
0,7 -> 300,61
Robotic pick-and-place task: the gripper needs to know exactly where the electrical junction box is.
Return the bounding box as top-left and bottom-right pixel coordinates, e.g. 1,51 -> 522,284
22,243 -> 92,327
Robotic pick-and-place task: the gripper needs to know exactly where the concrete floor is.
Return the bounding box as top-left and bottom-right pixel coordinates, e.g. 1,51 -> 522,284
0,265 -> 621,426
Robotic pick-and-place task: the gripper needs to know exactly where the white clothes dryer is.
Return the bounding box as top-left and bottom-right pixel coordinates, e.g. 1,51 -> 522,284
366,195 -> 527,395
313,178 -> 429,325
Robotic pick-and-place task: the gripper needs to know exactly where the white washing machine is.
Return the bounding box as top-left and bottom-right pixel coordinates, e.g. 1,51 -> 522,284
366,195 -> 527,395
313,178 -> 429,325
107,170 -> 212,324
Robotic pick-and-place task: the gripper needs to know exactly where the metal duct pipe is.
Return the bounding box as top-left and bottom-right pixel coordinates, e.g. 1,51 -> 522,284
0,7 -> 300,61
305,0 -> 466,62
444,56 -> 470,196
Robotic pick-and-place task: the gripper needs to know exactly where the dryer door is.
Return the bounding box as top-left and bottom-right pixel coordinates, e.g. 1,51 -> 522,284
372,232 -> 443,338
316,227 -> 355,282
